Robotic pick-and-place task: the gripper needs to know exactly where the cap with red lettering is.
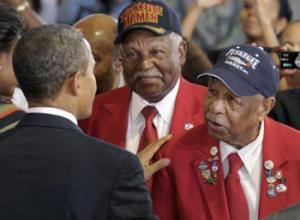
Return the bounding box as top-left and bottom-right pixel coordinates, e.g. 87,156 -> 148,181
114,0 -> 182,44
197,44 -> 279,98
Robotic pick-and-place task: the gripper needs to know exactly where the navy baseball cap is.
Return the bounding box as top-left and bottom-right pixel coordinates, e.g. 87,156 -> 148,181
115,0 -> 182,44
198,44 -> 279,98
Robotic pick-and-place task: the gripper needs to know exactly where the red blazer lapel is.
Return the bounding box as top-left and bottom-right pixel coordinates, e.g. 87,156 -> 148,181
99,87 -> 131,149
170,78 -> 206,137
193,130 -> 230,220
259,118 -> 289,219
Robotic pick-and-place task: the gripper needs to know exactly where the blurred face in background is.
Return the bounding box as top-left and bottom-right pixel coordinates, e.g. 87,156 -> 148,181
240,0 -> 284,42
0,43 -> 18,98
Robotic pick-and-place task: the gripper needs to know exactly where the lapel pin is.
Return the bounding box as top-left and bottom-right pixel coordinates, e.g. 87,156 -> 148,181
276,184 -> 287,193
199,160 -> 208,170
210,146 -> 218,156
184,123 -> 194,131
275,170 -> 283,179
264,160 -> 287,198
267,188 -> 277,198
264,160 -> 274,170
199,146 -> 219,185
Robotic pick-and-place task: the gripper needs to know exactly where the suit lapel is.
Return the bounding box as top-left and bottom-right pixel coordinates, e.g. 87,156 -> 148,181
99,88 -> 131,148
170,78 -> 205,136
259,118 -> 289,219
192,130 -> 230,220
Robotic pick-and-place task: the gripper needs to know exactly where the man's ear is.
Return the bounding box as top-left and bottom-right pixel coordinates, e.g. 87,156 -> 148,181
258,97 -> 276,121
68,71 -> 82,96
179,40 -> 187,66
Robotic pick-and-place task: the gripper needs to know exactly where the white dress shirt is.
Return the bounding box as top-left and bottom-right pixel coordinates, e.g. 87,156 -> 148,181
27,107 -> 77,125
125,79 -> 180,154
220,121 -> 264,220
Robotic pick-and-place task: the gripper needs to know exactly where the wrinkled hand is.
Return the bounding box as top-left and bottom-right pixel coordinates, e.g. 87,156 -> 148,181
138,134 -> 172,180
195,0 -> 226,10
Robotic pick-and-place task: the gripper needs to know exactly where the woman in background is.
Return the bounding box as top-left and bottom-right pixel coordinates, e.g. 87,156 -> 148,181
0,3 -> 25,133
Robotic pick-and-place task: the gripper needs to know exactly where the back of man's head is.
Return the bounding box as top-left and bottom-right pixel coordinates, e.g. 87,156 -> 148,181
13,24 -> 90,102
73,14 -> 120,93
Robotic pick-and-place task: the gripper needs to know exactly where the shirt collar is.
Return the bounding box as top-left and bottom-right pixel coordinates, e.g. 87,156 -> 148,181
131,78 -> 180,123
27,107 -> 78,125
220,121 -> 264,175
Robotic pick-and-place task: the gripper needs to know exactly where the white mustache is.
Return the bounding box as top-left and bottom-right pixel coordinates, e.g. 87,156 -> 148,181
133,69 -> 163,81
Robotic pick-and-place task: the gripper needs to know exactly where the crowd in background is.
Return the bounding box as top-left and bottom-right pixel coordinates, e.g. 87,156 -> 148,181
1,0 -> 300,219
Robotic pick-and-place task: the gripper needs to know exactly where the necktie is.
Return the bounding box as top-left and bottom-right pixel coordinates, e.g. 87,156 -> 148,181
138,106 -> 158,152
225,153 -> 249,220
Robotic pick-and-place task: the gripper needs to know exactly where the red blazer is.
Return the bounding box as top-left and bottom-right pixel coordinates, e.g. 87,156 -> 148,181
152,118 -> 300,220
79,78 -> 207,148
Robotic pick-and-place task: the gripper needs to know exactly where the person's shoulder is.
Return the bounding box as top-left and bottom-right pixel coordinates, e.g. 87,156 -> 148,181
265,117 -> 300,155
180,78 -> 207,92
266,117 -> 300,136
77,131 -> 134,157
93,86 -> 131,104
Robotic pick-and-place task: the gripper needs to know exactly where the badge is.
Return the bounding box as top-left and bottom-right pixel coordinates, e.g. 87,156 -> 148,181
265,169 -> 273,177
266,176 -> 276,184
264,160 -> 287,198
275,170 -> 283,180
199,146 -> 219,185
184,123 -> 194,131
210,146 -> 218,156
211,160 -> 218,172
202,169 -> 211,179
267,188 -> 277,198
264,160 -> 274,170
276,184 -> 287,193
199,161 -> 208,170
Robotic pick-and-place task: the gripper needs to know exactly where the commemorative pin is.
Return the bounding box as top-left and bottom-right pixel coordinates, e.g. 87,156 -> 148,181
264,160 -> 287,198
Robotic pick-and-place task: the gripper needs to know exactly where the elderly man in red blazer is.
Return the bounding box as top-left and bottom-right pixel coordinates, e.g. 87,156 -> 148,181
152,44 -> 300,220
79,0 -> 207,179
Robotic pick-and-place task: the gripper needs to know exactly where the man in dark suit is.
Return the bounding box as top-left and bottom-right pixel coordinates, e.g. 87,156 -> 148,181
0,24 -> 155,220
79,0 -> 207,181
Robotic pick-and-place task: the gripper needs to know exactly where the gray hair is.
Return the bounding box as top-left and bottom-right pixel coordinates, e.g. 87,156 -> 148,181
13,24 -> 90,101
168,32 -> 183,48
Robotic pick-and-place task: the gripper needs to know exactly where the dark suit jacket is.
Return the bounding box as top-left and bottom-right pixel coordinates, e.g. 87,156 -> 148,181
152,117 -> 300,220
79,78 -> 207,148
269,89 -> 300,130
0,113 -> 156,220
265,203 -> 300,220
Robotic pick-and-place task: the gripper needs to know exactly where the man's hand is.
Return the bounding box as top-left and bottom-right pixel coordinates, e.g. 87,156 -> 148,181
138,134 -> 172,180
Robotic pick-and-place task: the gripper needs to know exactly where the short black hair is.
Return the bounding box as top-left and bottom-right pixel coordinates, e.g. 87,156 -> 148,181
0,3 -> 24,52
13,24 -> 91,101
279,0 -> 292,22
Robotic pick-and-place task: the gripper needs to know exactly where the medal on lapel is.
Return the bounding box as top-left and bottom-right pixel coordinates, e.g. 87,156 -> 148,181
198,146 -> 219,185
264,160 -> 287,198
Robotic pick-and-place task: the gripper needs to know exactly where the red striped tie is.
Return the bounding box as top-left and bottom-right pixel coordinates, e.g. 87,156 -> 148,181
225,153 -> 249,220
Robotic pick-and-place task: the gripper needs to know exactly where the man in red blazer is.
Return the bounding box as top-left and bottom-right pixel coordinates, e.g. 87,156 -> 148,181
79,0 -> 207,179
152,44 -> 300,220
